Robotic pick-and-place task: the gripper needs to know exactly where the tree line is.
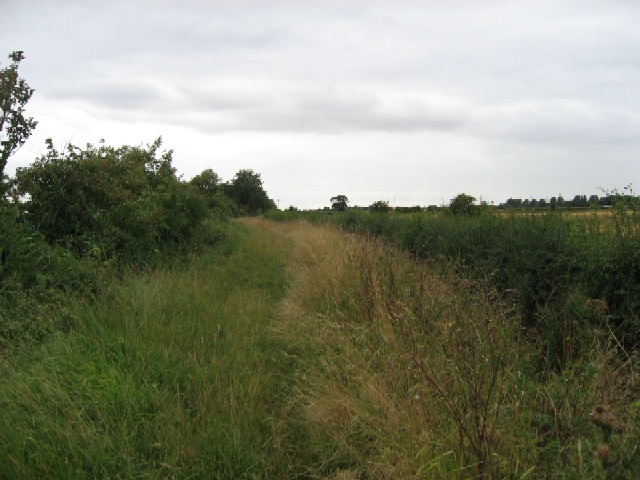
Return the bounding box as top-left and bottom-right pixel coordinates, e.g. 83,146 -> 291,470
500,192 -> 636,210
323,191 -> 639,215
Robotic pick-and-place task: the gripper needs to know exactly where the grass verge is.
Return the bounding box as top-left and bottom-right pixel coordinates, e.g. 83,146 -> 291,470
0,219 -> 290,479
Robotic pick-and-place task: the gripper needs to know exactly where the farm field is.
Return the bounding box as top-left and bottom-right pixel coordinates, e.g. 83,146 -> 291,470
1,218 -> 638,479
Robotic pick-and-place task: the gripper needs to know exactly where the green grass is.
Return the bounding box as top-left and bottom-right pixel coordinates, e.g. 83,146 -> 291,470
2,218 -> 638,479
0,220 -> 290,479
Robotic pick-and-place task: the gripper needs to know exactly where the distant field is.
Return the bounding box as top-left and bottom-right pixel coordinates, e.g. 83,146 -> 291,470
494,208 -> 640,233
495,207 -> 613,216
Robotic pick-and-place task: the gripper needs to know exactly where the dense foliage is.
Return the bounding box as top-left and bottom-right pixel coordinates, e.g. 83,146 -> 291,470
13,138 -> 214,262
223,168 -> 275,214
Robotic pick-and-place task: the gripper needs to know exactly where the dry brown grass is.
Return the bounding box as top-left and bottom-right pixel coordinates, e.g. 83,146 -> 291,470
239,218 -> 639,478
270,220 -> 530,479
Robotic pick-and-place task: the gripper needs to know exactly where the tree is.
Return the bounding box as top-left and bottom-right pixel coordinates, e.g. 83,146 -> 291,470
225,169 -> 274,214
189,168 -> 239,215
369,200 -> 390,213
190,168 -> 221,197
331,195 -> 349,211
0,51 -> 37,184
557,195 -> 565,208
449,193 -> 477,216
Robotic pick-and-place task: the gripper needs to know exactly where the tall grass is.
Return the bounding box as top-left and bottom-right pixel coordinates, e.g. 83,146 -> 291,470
0,220 -> 291,479
274,221 -> 640,479
3,217 -> 638,478
270,208 -> 640,369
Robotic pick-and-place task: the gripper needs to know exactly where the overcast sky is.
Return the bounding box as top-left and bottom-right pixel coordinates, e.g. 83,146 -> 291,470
2,0 -> 639,209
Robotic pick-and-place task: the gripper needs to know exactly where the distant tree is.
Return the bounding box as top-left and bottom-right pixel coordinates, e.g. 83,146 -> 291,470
190,168 -> 239,215
396,205 -> 423,213
449,193 -> 477,216
588,194 -> 599,207
571,194 -> 588,208
331,195 -> 349,211
557,195 -> 565,208
550,197 -> 557,210
539,198 -> 547,209
505,198 -> 523,208
599,195 -> 614,207
225,169 -> 274,214
1,51 -> 37,190
369,200 -> 390,213
287,205 -> 298,212
190,168 -> 221,197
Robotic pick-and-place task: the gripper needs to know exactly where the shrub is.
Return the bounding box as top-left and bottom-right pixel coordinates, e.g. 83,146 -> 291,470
369,200 -> 391,213
13,138 -> 211,264
0,208 -> 97,349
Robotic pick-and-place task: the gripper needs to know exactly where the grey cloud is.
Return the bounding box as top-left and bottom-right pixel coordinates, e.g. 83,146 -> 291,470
479,100 -> 640,146
48,79 -> 168,110
171,84 -> 473,134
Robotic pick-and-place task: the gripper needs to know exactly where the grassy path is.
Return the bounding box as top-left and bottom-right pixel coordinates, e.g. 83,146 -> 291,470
2,219 -> 636,479
0,219 -> 293,479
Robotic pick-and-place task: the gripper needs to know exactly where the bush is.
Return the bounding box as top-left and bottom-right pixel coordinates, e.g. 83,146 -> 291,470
13,138 -> 211,264
0,209 -> 97,349
369,200 -> 391,213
